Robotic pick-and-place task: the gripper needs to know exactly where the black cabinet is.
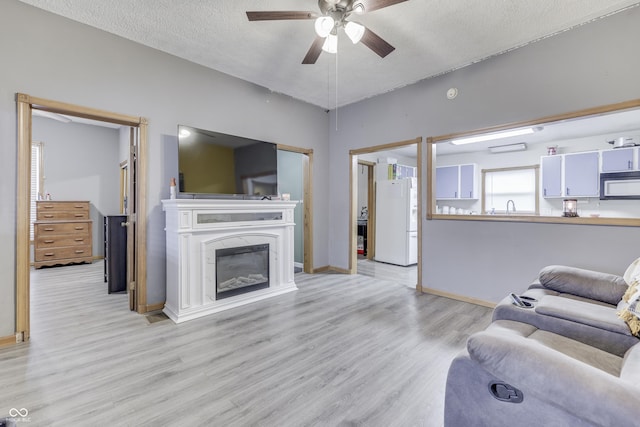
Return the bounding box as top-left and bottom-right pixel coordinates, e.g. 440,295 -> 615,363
104,215 -> 127,293
357,220 -> 367,256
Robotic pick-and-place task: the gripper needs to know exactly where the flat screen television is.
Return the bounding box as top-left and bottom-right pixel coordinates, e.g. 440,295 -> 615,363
177,125 -> 278,198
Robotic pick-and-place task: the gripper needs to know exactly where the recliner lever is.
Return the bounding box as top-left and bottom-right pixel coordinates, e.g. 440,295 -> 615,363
488,381 -> 524,403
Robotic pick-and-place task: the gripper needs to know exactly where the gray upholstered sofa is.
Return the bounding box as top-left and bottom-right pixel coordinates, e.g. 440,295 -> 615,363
493,265 -> 636,356
444,265 -> 640,426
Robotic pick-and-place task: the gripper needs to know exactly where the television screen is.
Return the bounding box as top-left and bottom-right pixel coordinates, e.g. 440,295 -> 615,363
177,125 -> 278,198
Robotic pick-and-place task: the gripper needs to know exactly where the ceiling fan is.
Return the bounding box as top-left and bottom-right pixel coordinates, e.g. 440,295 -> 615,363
247,0 -> 408,64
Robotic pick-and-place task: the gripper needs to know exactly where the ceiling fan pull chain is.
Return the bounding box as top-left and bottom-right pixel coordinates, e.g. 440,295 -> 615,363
335,44 -> 339,130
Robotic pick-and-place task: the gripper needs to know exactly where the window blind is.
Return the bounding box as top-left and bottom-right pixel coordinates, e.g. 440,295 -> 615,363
30,142 -> 43,240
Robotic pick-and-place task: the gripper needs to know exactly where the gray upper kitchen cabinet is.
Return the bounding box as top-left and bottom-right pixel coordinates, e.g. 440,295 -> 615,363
601,147 -> 635,172
564,151 -> 599,197
436,164 -> 477,200
436,165 -> 459,199
541,155 -> 562,197
459,164 -> 476,199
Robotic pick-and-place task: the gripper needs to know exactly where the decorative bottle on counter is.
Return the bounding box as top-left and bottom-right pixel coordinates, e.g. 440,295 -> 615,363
170,177 -> 177,199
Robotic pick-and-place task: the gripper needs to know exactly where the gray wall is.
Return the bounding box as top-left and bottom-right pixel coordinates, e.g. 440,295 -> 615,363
0,1 -> 329,337
327,6 -> 640,301
32,116 -> 121,257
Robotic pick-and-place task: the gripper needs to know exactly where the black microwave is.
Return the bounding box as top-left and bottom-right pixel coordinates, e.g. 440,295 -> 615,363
600,171 -> 640,200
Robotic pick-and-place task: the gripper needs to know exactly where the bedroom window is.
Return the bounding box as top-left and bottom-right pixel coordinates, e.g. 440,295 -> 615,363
482,165 -> 539,215
31,141 -> 44,240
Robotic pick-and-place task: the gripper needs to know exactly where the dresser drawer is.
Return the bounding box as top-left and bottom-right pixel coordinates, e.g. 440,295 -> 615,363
35,245 -> 92,262
36,235 -> 90,248
37,201 -> 89,211
37,210 -> 90,220
37,201 -> 90,220
35,221 -> 91,235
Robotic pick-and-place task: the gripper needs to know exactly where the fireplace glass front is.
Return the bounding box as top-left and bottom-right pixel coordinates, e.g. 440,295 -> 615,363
216,244 -> 270,299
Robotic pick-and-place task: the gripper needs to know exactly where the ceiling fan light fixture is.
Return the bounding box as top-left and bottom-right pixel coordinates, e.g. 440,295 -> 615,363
314,16 -> 335,37
345,21 -> 365,44
322,33 -> 338,54
352,2 -> 365,14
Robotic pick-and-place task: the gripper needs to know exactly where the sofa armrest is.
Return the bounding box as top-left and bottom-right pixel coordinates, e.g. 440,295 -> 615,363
539,265 -> 627,304
467,323 -> 640,425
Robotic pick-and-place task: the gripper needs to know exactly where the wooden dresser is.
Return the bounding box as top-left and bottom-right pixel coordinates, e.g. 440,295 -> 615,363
34,201 -> 93,269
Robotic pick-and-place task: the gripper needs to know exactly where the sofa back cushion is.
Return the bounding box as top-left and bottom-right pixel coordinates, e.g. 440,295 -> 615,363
539,265 -> 627,305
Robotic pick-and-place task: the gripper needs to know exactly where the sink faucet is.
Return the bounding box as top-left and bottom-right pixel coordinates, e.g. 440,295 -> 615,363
506,200 -> 516,215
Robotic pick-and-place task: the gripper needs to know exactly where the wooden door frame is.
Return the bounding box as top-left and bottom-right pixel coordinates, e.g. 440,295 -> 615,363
119,160 -> 128,214
277,144 -> 314,273
15,93 -> 149,342
356,160 -> 376,260
348,137 -> 423,291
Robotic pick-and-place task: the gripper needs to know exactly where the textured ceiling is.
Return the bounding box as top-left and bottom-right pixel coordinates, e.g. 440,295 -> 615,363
18,0 -> 640,109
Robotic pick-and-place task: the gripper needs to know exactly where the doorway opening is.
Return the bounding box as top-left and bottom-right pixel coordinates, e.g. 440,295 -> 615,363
16,93 -> 148,342
276,144 -> 314,273
349,137 -> 422,291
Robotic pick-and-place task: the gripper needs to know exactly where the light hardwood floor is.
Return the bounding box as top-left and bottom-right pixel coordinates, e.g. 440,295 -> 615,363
1,262 -> 492,426
357,258 -> 418,289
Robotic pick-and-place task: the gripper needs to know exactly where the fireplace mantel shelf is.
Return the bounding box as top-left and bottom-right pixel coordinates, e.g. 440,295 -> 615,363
162,199 -> 298,323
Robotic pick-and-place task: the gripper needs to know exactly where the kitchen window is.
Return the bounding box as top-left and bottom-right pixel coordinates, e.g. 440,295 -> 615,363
482,165 -> 539,215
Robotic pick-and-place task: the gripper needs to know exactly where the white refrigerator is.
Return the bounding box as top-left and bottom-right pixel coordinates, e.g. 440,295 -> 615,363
374,178 -> 418,266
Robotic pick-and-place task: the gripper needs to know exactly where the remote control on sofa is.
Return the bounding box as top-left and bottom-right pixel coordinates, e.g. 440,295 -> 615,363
509,293 -> 527,307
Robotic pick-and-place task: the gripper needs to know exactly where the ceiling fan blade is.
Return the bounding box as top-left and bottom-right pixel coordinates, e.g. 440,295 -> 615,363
360,28 -> 395,58
246,11 -> 318,21
356,0 -> 408,13
302,37 -> 325,64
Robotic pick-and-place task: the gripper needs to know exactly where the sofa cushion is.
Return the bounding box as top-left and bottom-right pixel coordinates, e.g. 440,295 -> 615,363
534,296 -> 631,336
464,320 -> 639,426
539,265 -> 627,305
468,320 -> 623,376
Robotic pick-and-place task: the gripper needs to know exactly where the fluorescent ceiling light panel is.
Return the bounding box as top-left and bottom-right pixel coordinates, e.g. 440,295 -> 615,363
451,127 -> 536,145
488,142 -> 527,153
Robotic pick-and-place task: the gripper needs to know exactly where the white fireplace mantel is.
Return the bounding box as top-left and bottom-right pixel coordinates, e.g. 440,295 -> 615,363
162,199 -> 298,323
